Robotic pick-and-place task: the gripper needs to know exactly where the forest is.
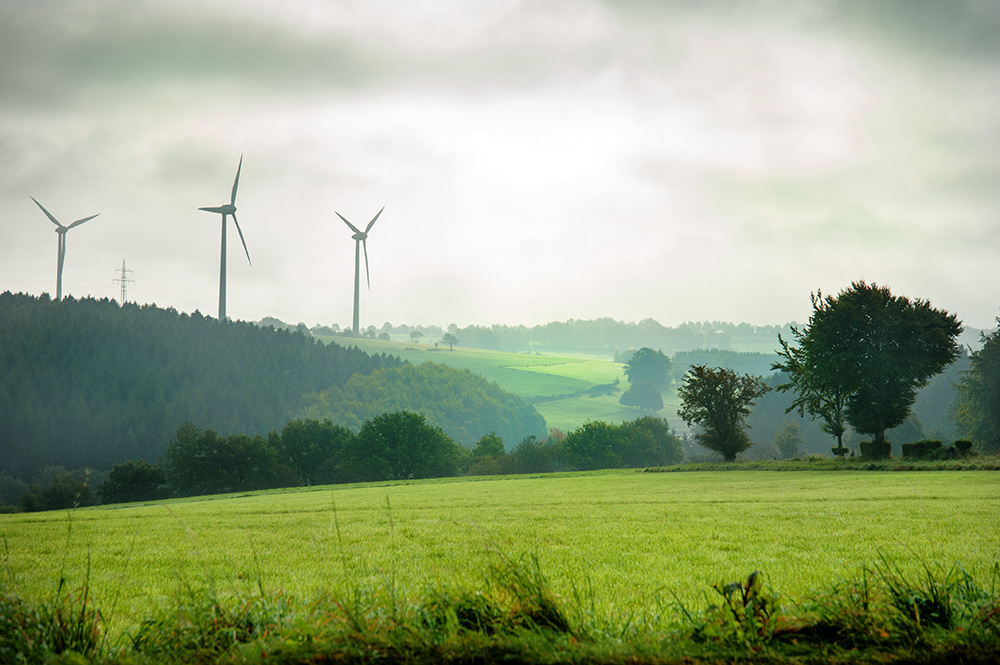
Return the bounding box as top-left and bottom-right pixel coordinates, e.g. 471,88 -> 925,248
0,293 -> 542,488
0,292 -> 400,479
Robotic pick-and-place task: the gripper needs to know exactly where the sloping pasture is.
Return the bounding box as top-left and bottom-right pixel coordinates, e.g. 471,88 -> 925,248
327,337 -> 668,432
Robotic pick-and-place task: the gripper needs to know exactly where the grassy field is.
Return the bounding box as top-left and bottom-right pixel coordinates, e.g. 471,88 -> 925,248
3,470 -> 997,644
321,336 -> 680,432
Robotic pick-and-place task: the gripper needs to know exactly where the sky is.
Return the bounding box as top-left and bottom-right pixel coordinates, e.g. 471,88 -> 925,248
2,0 -> 998,331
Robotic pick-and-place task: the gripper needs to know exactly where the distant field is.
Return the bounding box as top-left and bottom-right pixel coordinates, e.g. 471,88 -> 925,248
321,336 -> 676,433
3,470 -> 997,640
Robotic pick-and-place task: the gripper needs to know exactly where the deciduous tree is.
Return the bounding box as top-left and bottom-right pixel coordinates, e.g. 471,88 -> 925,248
619,381 -> 664,411
784,282 -> 961,445
623,347 -> 672,388
678,365 -> 769,461
340,411 -> 461,482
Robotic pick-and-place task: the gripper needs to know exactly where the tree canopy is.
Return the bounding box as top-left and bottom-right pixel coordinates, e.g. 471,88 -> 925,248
677,365 -> 769,461
623,347 -> 672,388
618,381 -> 664,411
779,282 -> 962,444
339,411 -> 462,482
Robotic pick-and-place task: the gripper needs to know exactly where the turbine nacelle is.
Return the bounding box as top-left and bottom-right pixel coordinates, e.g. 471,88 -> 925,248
199,204 -> 237,215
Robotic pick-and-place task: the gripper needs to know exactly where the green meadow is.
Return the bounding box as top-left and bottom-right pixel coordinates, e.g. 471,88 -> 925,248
324,337 -> 679,432
3,470 -> 997,642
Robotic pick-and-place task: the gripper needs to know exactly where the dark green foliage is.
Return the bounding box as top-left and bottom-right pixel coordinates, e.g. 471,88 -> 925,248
860,440 -> 892,460
618,381 -> 664,411
619,416 -> 684,467
0,292 -> 400,480
562,421 -> 621,471
468,432 -> 508,476
901,440 -> 944,460
0,473 -> 28,510
338,411 -> 462,482
787,282 -> 962,444
562,417 -> 682,470
955,320 -> 1000,453
162,424 -> 296,497
773,329 -> 849,449
18,470 -> 96,512
678,365 -> 770,462
96,459 -> 166,504
509,435 -> 563,474
273,419 -> 355,486
622,347 -> 672,388
299,361 -> 546,448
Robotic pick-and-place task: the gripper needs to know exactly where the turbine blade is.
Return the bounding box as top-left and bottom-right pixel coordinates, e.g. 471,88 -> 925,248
336,212 -> 362,235
231,154 -> 242,205
199,206 -> 227,213
363,239 -> 370,289
365,206 -> 384,233
67,213 -> 99,230
31,197 -> 64,228
232,213 -> 252,265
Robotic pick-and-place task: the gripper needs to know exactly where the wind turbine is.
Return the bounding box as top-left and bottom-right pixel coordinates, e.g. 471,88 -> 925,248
30,197 -> 100,301
198,155 -> 250,321
335,206 -> 384,335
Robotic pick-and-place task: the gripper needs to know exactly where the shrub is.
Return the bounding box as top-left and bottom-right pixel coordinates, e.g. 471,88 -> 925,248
18,471 -> 96,512
902,440 -> 943,460
97,460 -> 166,504
954,440 -> 974,457
859,440 -> 891,460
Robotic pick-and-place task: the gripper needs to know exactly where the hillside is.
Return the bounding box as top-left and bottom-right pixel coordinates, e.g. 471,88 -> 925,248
0,292 -> 400,479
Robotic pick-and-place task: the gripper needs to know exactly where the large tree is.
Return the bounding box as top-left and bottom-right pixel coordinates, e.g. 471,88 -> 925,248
954,319 -> 1000,453
340,411 -> 462,482
772,321 -> 849,451
787,282 -> 962,445
677,365 -> 769,461
623,347 -> 672,388
619,381 -> 664,411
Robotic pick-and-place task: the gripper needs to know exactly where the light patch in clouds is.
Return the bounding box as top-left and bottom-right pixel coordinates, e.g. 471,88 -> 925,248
1,0 -> 998,331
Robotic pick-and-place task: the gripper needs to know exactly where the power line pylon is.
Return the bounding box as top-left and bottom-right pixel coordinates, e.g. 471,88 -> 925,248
113,259 -> 135,304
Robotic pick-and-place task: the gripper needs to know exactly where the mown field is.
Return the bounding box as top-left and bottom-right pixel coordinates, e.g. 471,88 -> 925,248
3,470 -> 997,644
323,337 -> 681,432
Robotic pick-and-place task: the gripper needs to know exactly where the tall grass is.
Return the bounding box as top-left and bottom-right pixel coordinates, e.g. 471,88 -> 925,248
3,553 -> 999,664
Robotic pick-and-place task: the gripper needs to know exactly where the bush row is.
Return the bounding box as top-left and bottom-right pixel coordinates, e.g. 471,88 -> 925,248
5,414 -> 683,510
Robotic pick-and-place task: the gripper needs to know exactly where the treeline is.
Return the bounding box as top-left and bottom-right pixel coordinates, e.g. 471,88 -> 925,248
424,319 -> 787,354
6,414 -> 682,510
0,292 -> 400,480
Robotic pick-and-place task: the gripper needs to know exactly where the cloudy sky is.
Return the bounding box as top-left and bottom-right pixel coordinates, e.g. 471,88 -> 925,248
2,0 -> 998,331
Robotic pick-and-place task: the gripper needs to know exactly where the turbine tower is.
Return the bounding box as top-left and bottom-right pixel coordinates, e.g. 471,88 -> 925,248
335,206 -> 384,335
198,155 -> 250,321
30,197 -> 100,300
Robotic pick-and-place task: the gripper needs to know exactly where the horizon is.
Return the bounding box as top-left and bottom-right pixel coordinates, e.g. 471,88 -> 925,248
2,1 -> 998,330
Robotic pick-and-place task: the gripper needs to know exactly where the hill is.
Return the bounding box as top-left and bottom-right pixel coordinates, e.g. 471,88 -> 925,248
298,361 -> 547,448
0,292 -> 400,479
